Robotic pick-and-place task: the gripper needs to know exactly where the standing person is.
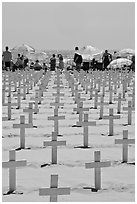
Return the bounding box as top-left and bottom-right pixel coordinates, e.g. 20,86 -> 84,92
58,54 -> 64,72
102,50 -> 112,70
73,46 -> 83,72
19,55 -> 24,70
50,54 -> 56,71
24,56 -> 29,68
2,46 -> 12,71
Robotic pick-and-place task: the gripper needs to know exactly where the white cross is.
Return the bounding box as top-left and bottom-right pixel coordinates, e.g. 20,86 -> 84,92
77,113 -> 96,147
30,92 -> 39,114
2,150 -> 27,193
92,90 -> 101,109
3,96 -> 17,120
115,130 -> 135,162
123,101 -> 135,125
96,96 -> 108,119
85,151 -> 111,190
43,132 -> 66,164
103,108 -> 120,136
13,115 -> 33,149
39,174 -> 70,202
114,93 -> 126,114
13,88 -> 24,109
48,109 -> 65,136
73,101 -> 89,123
23,102 -> 38,125
50,97 -> 64,109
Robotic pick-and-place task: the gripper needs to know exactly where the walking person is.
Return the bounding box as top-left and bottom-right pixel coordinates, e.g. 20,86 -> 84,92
58,54 -> 64,72
50,54 -> 56,71
102,50 -> 112,70
2,46 -> 12,71
73,46 -> 83,72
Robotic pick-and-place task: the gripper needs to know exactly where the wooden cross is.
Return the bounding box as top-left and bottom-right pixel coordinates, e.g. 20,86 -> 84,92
114,93 -> 126,114
30,92 -> 39,114
74,92 -> 85,104
96,96 -> 108,119
48,109 -> 65,136
3,96 -> 17,120
50,97 -> 64,108
123,101 -> 135,125
2,85 -> 6,105
115,130 -> 135,162
22,83 -> 26,100
77,113 -> 96,147
53,89 -> 64,97
25,79 -> 30,94
92,89 -> 101,109
85,151 -> 111,190
43,132 -> 66,164
13,88 -> 24,109
39,174 -> 70,202
23,102 -> 38,125
34,89 -> 44,104
128,89 -> 135,108
13,115 -> 33,149
103,108 -> 120,136
2,150 -> 27,193
73,101 -> 89,123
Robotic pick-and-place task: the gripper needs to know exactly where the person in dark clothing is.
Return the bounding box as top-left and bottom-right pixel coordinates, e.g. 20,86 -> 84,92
2,46 -> 12,71
131,55 -> 135,71
50,54 -> 56,71
24,57 -> 29,68
58,54 -> 64,71
74,47 -> 83,72
102,50 -> 112,70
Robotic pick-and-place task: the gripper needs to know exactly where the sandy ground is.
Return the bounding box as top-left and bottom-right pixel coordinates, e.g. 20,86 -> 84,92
2,70 -> 135,202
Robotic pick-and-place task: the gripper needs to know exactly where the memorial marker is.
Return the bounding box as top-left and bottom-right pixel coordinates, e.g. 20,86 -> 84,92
115,130 -> 135,162
85,151 -> 111,190
39,174 -> 70,202
2,150 -> 27,193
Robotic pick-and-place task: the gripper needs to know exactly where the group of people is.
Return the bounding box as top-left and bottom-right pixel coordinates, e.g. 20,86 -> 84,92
49,53 -> 64,71
73,46 -> 113,71
2,45 -> 135,73
2,46 -> 29,71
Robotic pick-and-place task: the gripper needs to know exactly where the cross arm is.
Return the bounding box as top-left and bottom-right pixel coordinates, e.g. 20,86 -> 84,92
115,139 -> 135,145
2,160 -> 27,168
85,161 -> 111,169
39,187 -> 70,196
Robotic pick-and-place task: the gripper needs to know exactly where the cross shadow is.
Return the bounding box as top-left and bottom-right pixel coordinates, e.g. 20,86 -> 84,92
83,186 -> 99,192
74,145 -> 92,149
121,161 -> 135,165
122,124 -> 129,126
41,163 -> 52,168
15,147 -> 31,151
33,125 -> 37,128
3,190 -> 23,195
72,125 -> 82,127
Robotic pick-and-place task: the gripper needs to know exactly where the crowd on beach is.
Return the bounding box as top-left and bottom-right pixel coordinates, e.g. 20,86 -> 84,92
2,46 -> 135,73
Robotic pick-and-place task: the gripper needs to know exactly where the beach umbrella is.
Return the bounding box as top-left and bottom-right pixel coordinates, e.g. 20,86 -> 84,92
11,44 -> 35,62
82,54 -> 92,61
92,52 -> 103,61
27,51 -> 48,62
11,44 -> 35,54
115,48 -> 135,59
80,45 -> 103,60
107,58 -> 132,69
